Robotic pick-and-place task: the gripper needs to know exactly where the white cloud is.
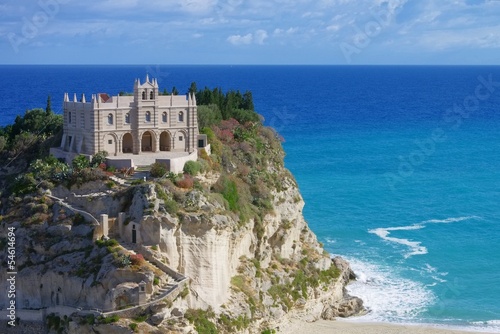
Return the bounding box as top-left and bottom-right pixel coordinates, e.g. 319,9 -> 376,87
227,33 -> 253,45
227,29 -> 268,45
326,24 -> 340,31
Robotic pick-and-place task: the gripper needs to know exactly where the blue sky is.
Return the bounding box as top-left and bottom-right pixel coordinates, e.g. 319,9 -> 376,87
1,0 -> 500,64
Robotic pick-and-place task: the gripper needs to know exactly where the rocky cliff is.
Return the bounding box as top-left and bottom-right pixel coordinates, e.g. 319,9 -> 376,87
0,119 -> 364,333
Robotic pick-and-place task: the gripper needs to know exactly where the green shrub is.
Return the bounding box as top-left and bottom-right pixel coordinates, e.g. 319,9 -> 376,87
150,162 -> 168,178
179,286 -> 190,299
164,199 -> 179,214
183,160 -> 202,176
214,176 -> 239,212
131,179 -> 144,185
99,314 -> 119,324
129,323 -> 138,332
261,329 -> 276,334
72,155 -> 90,170
90,151 -> 108,167
95,238 -> 118,248
185,309 -> 217,334
133,314 -> 148,322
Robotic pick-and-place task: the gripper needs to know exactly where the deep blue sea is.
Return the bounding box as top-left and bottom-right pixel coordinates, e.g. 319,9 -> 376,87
2,65 -> 500,332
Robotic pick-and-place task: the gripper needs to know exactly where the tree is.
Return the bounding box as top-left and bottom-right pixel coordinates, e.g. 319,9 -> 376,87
188,82 -> 197,94
197,104 -> 222,129
46,95 -> 52,115
0,136 -> 6,152
171,86 -> 179,95
242,91 -> 254,110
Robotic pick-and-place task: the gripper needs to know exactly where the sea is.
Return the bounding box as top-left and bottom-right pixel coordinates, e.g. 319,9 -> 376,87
1,65 -> 500,332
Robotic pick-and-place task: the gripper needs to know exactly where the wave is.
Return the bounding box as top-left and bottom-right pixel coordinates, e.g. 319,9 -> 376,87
342,257 -> 435,322
422,216 -> 480,224
369,216 -> 479,259
338,256 -> 500,332
369,225 -> 427,258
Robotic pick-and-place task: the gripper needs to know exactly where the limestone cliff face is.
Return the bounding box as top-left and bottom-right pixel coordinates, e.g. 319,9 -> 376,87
0,130 -> 363,334
127,165 -> 363,331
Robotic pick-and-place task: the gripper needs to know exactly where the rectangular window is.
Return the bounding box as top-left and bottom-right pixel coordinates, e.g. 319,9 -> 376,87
179,136 -> 183,141
108,140 -> 113,144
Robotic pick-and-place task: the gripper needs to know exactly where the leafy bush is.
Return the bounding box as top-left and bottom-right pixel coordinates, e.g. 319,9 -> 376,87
150,162 -> 168,178
185,309 -> 217,334
164,199 -> 179,214
176,174 -> 194,189
95,238 -> 118,248
214,176 -> 239,211
129,323 -> 138,332
130,254 -> 145,266
91,151 -> 108,167
72,155 -> 90,170
99,315 -> 120,324
183,160 -> 202,176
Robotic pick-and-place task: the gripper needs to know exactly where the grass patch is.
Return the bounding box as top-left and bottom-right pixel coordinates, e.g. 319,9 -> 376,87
185,308 -> 217,334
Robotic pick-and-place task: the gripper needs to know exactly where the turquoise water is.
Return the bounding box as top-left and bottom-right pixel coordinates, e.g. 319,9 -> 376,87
1,65 -> 500,331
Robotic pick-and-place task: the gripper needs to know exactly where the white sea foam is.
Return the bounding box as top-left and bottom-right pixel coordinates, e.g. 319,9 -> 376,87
325,237 -> 336,244
468,320 -> 500,332
422,216 -> 480,224
369,225 -> 427,258
369,216 -> 479,259
343,257 -> 436,322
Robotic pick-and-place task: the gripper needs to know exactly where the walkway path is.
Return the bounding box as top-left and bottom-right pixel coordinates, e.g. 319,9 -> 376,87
46,194 -> 99,225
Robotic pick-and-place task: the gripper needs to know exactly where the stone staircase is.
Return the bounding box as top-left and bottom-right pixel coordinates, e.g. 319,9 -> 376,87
109,238 -> 187,306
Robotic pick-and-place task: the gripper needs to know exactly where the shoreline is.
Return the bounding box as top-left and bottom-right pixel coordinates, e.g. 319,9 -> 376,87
280,318 -> 500,334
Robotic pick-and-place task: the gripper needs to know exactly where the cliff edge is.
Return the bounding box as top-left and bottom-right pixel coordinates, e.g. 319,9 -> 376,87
0,109 -> 363,334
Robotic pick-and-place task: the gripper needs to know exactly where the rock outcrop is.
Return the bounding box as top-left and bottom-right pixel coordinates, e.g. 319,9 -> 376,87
0,121 -> 364,333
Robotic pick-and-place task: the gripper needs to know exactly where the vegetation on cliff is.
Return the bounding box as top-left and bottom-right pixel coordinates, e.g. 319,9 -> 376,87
0,85 -> 356,334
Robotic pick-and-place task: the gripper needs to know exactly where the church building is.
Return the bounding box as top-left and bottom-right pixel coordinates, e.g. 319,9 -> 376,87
51,76 -> 206,171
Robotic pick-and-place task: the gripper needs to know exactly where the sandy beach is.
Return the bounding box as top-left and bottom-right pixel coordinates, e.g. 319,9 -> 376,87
280,318 -> 498,334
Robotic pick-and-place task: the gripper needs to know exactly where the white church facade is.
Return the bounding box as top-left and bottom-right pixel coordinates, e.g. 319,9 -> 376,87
51,76 -> 207,171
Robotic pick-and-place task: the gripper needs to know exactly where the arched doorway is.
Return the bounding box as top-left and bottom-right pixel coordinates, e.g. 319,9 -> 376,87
122,133 -> 133,153
141,131 -> 153,152
160,132 -> 171,151
103,133 -> 117,155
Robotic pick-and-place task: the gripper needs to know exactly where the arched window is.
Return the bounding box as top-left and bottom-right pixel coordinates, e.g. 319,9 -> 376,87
107,113 -> 113,125
145,111 -> 151,122
142,91 -> 146,100
150,91 -> 154,100
125,113 -> 130,124
178,111 -> 184,122
162,112 -> 167,123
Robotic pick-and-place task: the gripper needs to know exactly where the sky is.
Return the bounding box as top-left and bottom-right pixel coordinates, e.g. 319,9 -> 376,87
0,0 -> 500,65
